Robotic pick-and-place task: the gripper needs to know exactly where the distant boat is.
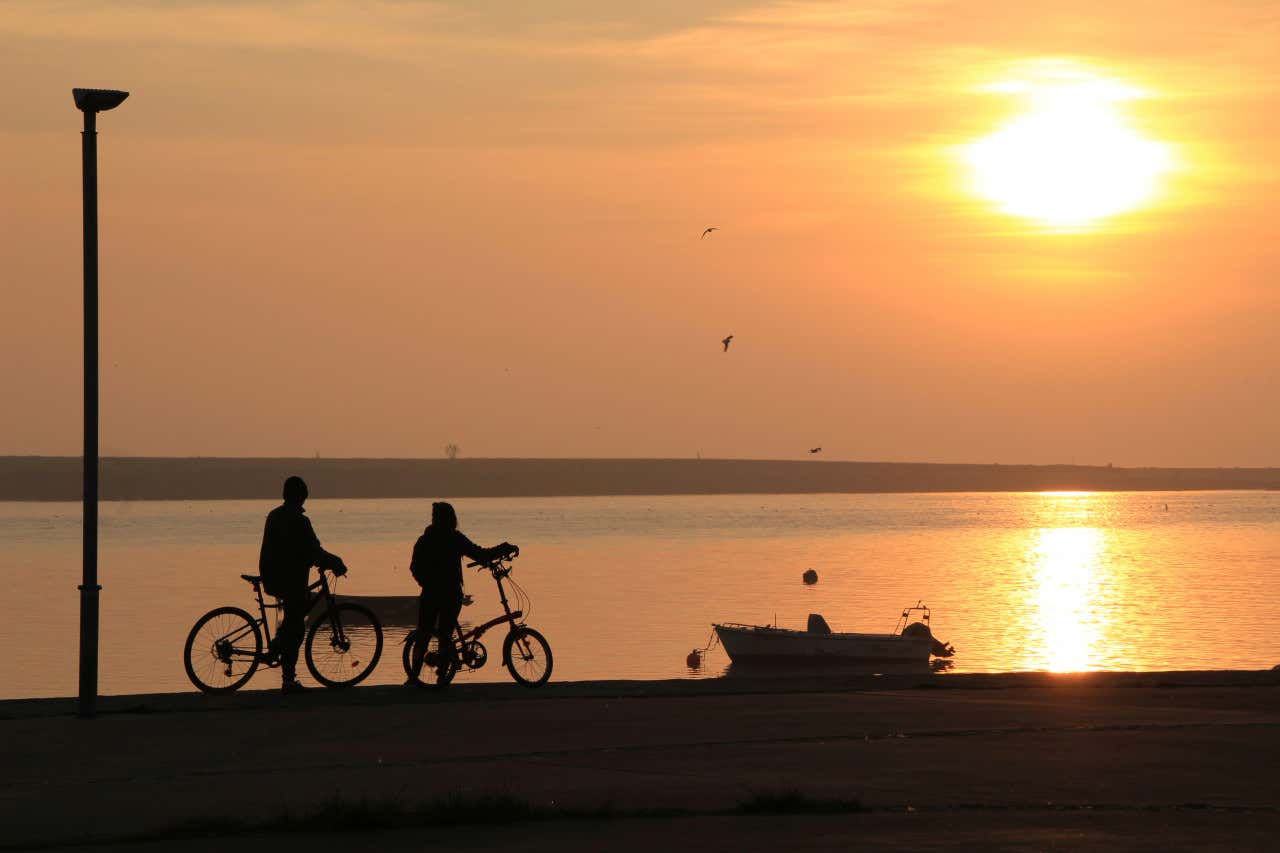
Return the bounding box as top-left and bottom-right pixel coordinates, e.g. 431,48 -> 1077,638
714,604 -> 953,666
336,595 -> 419,628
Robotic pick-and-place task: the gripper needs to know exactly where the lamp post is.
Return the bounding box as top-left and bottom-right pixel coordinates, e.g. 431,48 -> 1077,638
73,87 -> 128,719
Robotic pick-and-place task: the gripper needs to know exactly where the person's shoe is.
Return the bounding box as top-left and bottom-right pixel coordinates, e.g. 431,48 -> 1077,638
281,678 -> 309,695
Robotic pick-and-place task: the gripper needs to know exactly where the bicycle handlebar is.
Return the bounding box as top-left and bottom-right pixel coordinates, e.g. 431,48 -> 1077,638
467,545 -> 519,571
306,564 -> 347,593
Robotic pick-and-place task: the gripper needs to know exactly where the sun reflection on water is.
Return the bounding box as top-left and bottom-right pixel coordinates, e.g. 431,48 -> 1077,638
1028,526 -> 1106,671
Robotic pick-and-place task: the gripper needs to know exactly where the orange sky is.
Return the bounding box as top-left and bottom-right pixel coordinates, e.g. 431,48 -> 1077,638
1,1 -> 1277,465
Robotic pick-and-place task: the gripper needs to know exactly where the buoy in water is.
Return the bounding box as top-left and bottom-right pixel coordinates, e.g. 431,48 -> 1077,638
686,649 -> 702,668
802,568 -> 818,585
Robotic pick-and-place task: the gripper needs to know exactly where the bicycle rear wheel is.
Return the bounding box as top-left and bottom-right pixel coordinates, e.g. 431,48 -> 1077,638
402,630 -> 459,688
305,602 -> 383,688
503,626 -> 553,687
183,606 -> 262,693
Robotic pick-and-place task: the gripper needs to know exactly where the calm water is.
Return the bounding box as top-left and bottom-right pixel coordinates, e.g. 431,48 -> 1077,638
1,491 -> 1277,699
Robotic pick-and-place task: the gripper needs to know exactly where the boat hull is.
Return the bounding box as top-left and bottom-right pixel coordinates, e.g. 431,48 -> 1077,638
714,623 -> 932,665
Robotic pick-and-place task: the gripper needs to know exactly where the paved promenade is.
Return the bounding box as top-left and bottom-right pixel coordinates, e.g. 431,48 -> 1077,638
3,670 -> 1278,851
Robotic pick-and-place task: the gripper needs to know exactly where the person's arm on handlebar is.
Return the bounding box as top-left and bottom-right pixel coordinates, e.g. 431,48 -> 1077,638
460,536 -> 518,567
317,549 -> 347,576
300,514 -> 347,576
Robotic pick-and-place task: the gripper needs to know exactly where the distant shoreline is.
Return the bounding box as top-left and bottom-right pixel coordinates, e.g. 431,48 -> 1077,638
1,456 -> 1277,501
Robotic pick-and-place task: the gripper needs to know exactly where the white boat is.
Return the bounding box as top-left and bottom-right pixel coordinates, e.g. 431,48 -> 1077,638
713,603 -> 954,666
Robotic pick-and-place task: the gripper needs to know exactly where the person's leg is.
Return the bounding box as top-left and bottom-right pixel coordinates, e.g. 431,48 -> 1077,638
277,590 -> 308,683
437,595 -> 464,672
411,592 -> 440,677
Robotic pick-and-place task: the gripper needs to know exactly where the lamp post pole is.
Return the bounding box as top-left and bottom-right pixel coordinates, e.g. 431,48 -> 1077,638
73,88 -> 128,719
78,105 -> 100,719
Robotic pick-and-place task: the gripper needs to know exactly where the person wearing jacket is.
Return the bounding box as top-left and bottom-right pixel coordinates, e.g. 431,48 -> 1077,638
258,476 -> 347,694
408,501 -> 514,683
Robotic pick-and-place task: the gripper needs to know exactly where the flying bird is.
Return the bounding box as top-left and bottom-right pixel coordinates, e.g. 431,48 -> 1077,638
809,447 -> 822,454
701,227 -> 719,239
721,335 -> 733,352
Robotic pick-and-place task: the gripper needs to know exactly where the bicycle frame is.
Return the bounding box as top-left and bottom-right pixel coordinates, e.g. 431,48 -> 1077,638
459,570 -> 523,647
248,570 -> 340,658
408,562 -> 524,665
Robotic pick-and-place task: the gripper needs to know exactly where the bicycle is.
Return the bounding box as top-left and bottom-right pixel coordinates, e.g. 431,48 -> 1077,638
401,548 -> 553,688
183,567 -> 384,693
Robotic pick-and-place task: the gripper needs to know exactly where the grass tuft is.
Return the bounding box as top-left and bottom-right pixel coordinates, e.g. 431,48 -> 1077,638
736,790 -> 863,815
158,791 -> 631,842
86,789 -> 862,849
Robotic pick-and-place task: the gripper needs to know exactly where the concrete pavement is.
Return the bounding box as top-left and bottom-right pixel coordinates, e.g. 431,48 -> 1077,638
3,671 -> 1278,850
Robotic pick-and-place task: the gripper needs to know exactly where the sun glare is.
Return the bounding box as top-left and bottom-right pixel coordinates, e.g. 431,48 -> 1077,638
963,67 -> 1173,228
1029,526 -> 1105,672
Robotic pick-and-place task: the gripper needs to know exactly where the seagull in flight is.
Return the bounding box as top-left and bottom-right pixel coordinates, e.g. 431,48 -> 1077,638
701,227 -> 719,239
721,335 -> 734,352
809,447 -> 822,454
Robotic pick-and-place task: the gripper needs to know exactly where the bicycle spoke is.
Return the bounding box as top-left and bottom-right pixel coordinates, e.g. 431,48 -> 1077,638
504,627 -> 552,687
305,603 -> 383,688
184,607 -> 262,693
403,631 -> 459,688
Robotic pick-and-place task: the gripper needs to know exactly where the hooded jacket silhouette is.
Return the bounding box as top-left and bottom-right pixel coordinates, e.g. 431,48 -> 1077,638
257,476 -> 345,689
408,501 -> 513,679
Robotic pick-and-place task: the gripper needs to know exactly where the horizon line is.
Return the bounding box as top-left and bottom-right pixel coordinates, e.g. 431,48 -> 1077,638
2,455 -> 1276,471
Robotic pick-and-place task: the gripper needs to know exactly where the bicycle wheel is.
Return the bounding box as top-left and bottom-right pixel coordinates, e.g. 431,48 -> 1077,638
304,602 -> 383,688
402,630 -> 459,688
183,606 -> 262,693
503,626 -> 553,687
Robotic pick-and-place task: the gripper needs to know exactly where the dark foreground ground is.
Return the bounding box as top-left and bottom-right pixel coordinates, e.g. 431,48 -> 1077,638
4,670 -> 1279,851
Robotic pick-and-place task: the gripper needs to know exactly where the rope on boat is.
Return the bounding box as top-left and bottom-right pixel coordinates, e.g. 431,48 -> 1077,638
686,626 -> 720,668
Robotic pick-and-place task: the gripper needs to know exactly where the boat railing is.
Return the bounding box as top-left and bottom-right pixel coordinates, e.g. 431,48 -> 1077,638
717,621 -> 906,639
891,600 -> 931,635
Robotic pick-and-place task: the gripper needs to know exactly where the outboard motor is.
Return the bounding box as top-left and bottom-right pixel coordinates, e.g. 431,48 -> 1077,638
806,613 -> 832,634
902,621 -> 955,658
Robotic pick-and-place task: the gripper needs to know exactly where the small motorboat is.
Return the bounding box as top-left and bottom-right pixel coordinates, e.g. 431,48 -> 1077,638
336,593 -> 480,630
335,595 -> 419,628
713,602 -> 954,666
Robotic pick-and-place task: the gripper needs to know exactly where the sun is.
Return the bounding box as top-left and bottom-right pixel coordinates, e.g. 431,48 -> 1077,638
963,69 -> 1173,228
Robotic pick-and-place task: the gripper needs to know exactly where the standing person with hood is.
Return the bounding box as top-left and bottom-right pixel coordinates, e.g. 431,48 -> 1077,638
259,475 -> 347,694
408,501 -> 515,683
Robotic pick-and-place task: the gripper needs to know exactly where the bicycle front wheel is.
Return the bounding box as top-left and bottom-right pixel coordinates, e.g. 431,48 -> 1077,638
183,606 -> 262,693
305,602 -> 383,688
402,630 -> 459,688
503,626 -> 553,687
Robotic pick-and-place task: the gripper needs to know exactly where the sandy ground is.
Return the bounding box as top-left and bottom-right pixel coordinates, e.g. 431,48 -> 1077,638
3,670 -> 1279,851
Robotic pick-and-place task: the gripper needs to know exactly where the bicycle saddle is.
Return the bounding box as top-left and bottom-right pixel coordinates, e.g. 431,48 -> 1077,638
240,574 -> 261,585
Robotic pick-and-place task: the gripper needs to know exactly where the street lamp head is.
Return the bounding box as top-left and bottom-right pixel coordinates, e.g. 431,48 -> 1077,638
72,88 -> 129,113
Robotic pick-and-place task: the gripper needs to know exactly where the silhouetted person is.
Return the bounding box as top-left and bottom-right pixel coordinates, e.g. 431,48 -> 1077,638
259,476 -> 346,694
408,501 -> 515,683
